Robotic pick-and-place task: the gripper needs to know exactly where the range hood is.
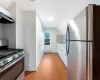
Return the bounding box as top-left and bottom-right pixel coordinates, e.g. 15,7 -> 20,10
0,7 -> 14,23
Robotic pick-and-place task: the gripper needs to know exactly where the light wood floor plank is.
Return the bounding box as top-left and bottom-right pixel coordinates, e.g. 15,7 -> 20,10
25,53 -> 68,80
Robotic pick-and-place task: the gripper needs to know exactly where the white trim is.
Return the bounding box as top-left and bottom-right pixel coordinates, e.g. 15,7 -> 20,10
25,68 -> 36,71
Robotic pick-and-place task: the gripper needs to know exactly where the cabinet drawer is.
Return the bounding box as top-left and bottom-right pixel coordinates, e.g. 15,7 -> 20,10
16,71 -> 24,80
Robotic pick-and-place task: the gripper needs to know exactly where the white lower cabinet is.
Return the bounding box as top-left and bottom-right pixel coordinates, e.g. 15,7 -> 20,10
57,44 -> 67,67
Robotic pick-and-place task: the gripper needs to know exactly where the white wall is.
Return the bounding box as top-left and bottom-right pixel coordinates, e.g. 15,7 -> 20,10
13,0 -> 35,10
0,0 -> 12,9
36,15 -> 44,69
3,3 -> 16,48
3,2 -> 24,49
23,11 -> 36,71
16,4 -> 24,48
44,28 -> 61,52
3,3 -> 24,49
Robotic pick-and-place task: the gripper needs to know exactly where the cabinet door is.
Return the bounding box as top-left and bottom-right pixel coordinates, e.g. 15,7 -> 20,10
61,46 -> 67,67
57,44 -> 67,67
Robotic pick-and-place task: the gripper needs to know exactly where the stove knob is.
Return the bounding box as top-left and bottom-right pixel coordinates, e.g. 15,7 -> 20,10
20,53 -> 22,56
18,54 -> 21,57
21,52 -> 23,56
12,56 -> 16,60
3,60 -> 8,65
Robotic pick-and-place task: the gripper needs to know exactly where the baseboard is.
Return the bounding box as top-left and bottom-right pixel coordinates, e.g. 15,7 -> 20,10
25,68 -> 36,71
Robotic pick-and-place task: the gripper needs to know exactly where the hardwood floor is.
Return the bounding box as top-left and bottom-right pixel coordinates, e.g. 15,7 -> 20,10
25,53 -> 68,80
25,71 -> 35,80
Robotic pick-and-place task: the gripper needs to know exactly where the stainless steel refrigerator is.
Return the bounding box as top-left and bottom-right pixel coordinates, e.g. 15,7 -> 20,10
66,5 -> 93,80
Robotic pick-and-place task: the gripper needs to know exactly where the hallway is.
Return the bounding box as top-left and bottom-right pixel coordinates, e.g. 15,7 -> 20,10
25,53 -> 68,80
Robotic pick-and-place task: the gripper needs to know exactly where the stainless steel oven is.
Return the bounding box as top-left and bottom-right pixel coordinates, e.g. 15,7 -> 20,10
0,58 -> 24,80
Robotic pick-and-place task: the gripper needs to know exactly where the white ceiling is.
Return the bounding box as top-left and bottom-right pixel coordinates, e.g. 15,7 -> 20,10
0,0 -> 99,34
13,0 -> 35,10
0,0 -> 35,10
0,0 -> 12,9
35,0 -> 89,34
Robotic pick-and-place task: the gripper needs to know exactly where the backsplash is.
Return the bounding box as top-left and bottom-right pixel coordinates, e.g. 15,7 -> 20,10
56,35 -> 66,44
0,23 -> 3,39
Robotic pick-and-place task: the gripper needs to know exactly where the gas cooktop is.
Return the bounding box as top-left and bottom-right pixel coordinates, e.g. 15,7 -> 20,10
0,49 -> 24,59
0,39 -> 24,69
0,49 -> 24,68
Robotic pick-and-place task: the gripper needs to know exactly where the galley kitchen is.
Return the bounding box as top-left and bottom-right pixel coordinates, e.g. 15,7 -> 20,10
0,5 -> 24,80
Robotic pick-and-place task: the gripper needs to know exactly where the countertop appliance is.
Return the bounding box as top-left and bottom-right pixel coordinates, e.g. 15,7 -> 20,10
0,39 -> 24,73
66,4 -> 100,80
0,6 -> 14,23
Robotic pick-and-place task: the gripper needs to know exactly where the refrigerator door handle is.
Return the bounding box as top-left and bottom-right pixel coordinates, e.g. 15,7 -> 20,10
66,26 -> 70,55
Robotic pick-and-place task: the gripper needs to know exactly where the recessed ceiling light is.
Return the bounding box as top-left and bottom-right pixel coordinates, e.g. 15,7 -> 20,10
48,18 -> 54,21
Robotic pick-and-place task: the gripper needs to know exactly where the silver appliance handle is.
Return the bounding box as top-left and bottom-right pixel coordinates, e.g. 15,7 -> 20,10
66,26 -> 70,55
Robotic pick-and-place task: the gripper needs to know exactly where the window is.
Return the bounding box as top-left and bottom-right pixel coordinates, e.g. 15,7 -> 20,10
44,32 -> 50,45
